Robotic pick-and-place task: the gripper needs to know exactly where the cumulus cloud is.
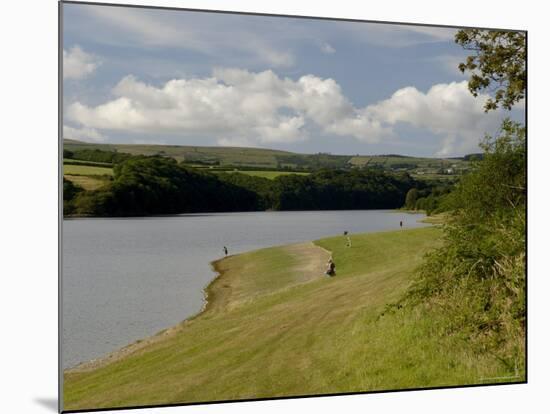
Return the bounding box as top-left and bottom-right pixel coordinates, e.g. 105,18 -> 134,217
366,81 -> 502,156
67,69 -> 390,145
67,69 -> 502,155
63,124 -> 107,142
63,46 -> 101,80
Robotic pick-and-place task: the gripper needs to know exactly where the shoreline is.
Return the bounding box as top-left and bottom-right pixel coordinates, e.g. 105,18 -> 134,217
65,256 -> 227,373
64,214 -> 430,373
67,226 -> 481,411
64,240 -> 329,374
63,208 -> 424,220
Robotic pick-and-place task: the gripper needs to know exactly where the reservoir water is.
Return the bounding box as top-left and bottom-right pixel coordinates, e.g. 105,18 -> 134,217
62,210 -> 427,369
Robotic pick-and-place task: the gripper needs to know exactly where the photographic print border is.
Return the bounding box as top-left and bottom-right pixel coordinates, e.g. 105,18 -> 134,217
58,1 -> 528,412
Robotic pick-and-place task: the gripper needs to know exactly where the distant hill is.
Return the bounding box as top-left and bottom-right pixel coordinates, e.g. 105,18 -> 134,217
63,139 -> 471,178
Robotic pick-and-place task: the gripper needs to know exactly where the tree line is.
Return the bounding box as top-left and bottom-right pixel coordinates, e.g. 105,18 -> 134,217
63,155 -> 431,216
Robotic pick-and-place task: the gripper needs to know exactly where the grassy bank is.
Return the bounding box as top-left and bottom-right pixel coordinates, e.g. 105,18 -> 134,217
64,227 -> 516,411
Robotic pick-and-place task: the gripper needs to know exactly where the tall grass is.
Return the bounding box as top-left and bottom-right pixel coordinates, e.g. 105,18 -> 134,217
396,120 -> 526,377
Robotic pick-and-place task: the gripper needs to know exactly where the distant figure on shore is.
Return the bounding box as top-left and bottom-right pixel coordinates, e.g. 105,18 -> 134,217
223,246 -> 228,256
400,221 -> 403,228
325,258 -> 336,277
343,231 -> 351,248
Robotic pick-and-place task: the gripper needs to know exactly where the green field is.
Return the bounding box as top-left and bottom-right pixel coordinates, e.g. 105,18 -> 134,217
216,170 -> 310,180
64,139 -> 471,175
64,175 -> 109,191
64,139 -> 292,166
63,164 -> 114,176
63,158 -> 113,167
63,227 -> 516,411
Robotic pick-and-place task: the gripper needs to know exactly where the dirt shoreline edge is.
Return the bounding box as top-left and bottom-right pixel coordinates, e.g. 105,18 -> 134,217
64,241 -> 331,374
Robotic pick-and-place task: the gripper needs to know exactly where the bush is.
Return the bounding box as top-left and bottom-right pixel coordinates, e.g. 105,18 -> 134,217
63,178 -> 82,215
401,120 -> 526,373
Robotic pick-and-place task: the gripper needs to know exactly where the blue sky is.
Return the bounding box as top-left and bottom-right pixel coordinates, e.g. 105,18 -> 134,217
62,3 -> 523,157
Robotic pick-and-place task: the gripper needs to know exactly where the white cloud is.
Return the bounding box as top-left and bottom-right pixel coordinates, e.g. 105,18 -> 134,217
63,46 -> 100,80
67,69 -> 502,155
366,81 -> 502,155
321,43 -> 336,54
67,69 -> 390,146
63,124 -> 107,142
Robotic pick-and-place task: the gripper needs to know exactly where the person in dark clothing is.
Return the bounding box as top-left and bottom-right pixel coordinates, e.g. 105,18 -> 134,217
325,258 -> 336,277
400,221 -> 403,228
223,246 -> 228,256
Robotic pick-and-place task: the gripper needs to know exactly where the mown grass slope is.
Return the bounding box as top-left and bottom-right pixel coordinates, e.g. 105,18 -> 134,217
63,227 -> 514,411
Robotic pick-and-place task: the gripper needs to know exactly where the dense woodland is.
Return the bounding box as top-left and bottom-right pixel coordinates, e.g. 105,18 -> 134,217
63,154 -> 434,216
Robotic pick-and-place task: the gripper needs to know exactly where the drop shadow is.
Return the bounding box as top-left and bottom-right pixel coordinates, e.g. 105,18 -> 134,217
34,397 -> 58,412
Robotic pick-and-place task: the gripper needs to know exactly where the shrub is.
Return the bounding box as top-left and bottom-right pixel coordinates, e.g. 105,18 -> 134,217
401,120 -> 526,373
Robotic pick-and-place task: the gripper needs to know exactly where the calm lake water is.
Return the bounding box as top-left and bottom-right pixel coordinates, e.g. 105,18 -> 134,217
62,210 -> 427,369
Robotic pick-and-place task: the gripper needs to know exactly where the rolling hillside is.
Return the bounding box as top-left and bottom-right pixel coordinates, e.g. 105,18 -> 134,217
63,139 -> 472,178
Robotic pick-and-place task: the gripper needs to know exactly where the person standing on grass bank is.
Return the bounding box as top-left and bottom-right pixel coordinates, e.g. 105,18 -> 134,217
344,231 -> 352,248
400,221 -> 403,229
223,246 -> 228,256
325,258 -> 336,277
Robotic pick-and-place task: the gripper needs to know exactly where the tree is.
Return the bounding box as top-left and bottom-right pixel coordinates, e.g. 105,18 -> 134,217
405,188 -> 418,210
455,29 -> 526,111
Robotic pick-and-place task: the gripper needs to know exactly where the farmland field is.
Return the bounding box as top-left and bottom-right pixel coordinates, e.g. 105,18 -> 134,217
64,175 -> 110,191
63,164 -> 114,176
216,170 -> 310,180
64,139 -> 470,175
63,158 -> 113,167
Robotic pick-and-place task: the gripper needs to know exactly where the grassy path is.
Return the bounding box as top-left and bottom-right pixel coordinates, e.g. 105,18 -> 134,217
63,227 -> 510,411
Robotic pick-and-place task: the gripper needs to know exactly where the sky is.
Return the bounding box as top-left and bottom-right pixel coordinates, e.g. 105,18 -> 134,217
62,3 -> 524,157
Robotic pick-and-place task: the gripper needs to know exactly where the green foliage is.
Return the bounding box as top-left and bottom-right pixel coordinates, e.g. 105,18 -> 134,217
402,120 -> 526,372
414,194 -> 440,215
404,188 -> 418,209
272,169 -> 418,210
456,29 -> 526,111
216,172 -> 275,209
63,177 -> 83,215
63,149 -> 74,159
65,140 -> 472,176
400,181 -> 454,215
71,149 -> 132,164
66,158 -> 424,216
69,157 -> 262,216
464,153 -> 483,161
